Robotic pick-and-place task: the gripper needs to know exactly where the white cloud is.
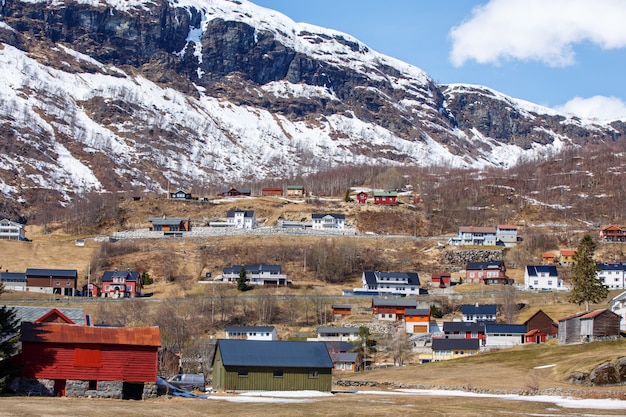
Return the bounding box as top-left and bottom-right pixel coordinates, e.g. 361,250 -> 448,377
555,96 -> 626,121
449,0 -> 626,67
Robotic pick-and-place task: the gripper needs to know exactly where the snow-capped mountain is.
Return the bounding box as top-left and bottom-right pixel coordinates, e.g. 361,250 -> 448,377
0,0 -> 623,205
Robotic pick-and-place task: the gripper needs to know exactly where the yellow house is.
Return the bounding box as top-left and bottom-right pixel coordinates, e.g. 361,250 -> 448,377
286,185 -> 305,196
560,250 -> 577,266
431,338 -> 479,362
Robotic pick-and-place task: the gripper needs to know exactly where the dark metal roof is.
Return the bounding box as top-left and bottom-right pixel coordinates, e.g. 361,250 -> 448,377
223,264 -> 281,275
364,271 -> 420,286
465,260 -> 504,270
432,338 -> 480,351
485,324 -> 527,334
147,217 -> 189,225
101,270 -> 140,283
25,268 -> 77,278
330,352 -> 359,363
443,321 -> 485,333
316,327 -> 358,334
596,262 -> 626,271
331,304 -> 352,309
323,341 -> 355,353
0,272 -> 26,282
226,209 -> 255,218
215,339 -> 333,368
405,308 -> 430,316
311,213 -> 346,220
525,265 -> 558,276
225,325 -> 276,333
461,304 -> 497,315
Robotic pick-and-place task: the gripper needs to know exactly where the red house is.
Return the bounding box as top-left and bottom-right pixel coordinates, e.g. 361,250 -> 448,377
431,271 -> 451,287
525,329 -> 547,344
82,283 -> 101,297
261,187 -> 283,196
17,322 -> 161,399
101,270 -> 142,298
373,191 -> 398,205
356,191 -> 368,204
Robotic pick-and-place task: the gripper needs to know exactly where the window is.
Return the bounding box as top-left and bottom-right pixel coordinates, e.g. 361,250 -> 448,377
238,369 -> 249,377
273,369 -> 283,378
88,380 -> 97,390
308,370 -> 319,379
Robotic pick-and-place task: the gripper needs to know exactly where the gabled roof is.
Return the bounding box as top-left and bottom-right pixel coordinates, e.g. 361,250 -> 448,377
330,352 -> 359,363
316,327 -> 359,334
331,304 -> 352,309
214,339 -> 333,368
147,217 -> 189,225
461,304 -> 497,315
363,271 -> 420,286
405,308 -> 430,316
101,270 -> 140,283
465,261 -> 504,270
25,268 -> 77,278
286,185 -> 304,189
523,309 -> 555,326
9,306 -> 86,325
443,321 -> 485,333
223,264 -> 282,274
525,265 -> 558,277
225,325 -> 276,333
0,272 -> 26,282
432,338 -> 480,351
485,324 -> 527,334
372,298 -> 418,308
610,290 -> 626,303
560,250 -> 576,256
497,224 -> 518,230
373,191 -> 397,197
226,209 -> 255,218
525,329 -> 546,337
312,213 -> 346,220
323,341 -> 355,353
20,322 -> 161,346
596,263 -> 626,271
558,309 -> 617,322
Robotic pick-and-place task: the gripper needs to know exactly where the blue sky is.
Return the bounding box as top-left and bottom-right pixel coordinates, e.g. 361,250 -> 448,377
253,0 -> 626,120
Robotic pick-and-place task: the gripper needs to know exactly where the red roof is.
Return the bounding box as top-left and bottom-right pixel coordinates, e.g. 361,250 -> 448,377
21,322 -> 161,347
560,250 -> 576,256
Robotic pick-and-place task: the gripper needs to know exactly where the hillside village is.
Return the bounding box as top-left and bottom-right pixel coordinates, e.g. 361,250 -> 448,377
1,185 -> 626,400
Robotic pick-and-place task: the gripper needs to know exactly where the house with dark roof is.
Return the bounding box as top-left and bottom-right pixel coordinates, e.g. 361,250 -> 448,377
404,308 -> 431,334
101,270 -> 142,298
331,304 -> 352,319
9,306 -> 87,325
285,185 -> 305,197
221,264 -> 288,286
226,209 -> 256,229
224,325 -> 277,341
169,189 -> 192,200
461,304 -> 497,323
524,265 -> 563,290
308,327 -> 359,342
211,339 -> 333,392
24,268 -> 78,296
442,321 -> 486,342
448,226 -> 498,246
361,271 -> 421,296
483,324 -> 527,348
311,213 -> 346,230
330,352 -> 361,372
220,187 -> 251,197
373,191 -> 398,205
430,271 -> 451,288
371,298 -> 418,321
15,322 -> 161,398
558,309 -> 621,345
431,338 -> 480,361
0,271 -> 26,291
147,217 -> 191,234
465,261 -> 511,285
596,263 -> 626,289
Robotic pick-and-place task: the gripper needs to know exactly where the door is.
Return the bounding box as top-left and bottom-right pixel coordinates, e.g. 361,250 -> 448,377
53,379 -> 66,397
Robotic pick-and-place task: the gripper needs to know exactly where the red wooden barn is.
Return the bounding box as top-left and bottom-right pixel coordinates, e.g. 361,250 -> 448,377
525,329 -> 547,344
17,322 -> 161,399
356,191 -> 368,204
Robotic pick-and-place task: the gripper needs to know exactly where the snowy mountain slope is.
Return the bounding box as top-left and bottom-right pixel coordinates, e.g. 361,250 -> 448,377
0,0 -> 623,206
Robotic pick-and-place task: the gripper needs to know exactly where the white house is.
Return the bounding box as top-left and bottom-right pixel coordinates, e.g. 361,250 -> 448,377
483,324 -> 526,349
360,271 -> 421,296
307,327 -> 359,342
609,290 -> 626,332
221,264 -> 289,286
448,226 -> 497,246
224,325 -> 277,341
461,304 -> 497,323
311,213 -> 345,230
596,263 -> 626,289
226,209 -> 256,229
0,218 -> 26,241
496,224 -> 518,246
524,265 -> 563,290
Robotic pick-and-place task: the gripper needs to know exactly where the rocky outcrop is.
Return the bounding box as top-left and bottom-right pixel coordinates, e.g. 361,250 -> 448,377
443,249 -> 505,266
567,357 -> 626,386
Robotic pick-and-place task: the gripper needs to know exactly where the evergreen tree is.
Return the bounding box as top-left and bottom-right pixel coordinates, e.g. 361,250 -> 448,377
0,283 -> 20,392
568,235 -> 608,310
237,266 -> 248,292
344,189 -> 353,203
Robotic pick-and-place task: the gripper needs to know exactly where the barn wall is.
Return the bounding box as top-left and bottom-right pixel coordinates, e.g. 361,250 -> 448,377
20,343 -> 158,382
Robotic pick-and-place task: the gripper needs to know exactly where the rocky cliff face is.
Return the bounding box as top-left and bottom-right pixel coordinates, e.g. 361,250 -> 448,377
0,0 -> 623,210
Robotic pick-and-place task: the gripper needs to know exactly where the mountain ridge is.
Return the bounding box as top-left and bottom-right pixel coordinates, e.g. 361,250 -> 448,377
0,0 -> 623,211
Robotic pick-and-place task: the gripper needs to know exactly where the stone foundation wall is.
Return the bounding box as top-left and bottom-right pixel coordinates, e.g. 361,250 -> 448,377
10,378 -> 156,399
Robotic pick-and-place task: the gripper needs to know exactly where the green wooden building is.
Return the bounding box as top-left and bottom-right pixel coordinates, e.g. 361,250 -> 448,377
211,339 -> 333,392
